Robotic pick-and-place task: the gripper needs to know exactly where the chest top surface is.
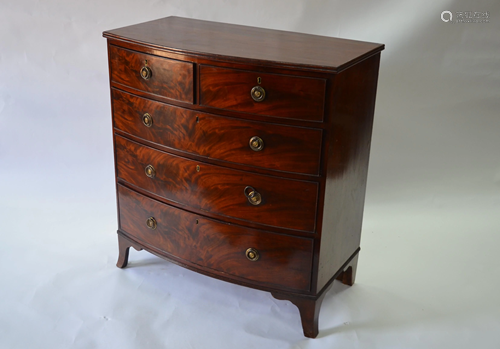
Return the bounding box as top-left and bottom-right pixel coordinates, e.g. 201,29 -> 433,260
103,16 -> 384,73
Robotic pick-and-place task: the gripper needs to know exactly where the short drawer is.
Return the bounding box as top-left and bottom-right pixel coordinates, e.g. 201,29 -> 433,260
118,185 -> 313,292
115,135 -> 318,233
108,45 -> 194,103
199,65 -> 326,122
112,89 -> 323,175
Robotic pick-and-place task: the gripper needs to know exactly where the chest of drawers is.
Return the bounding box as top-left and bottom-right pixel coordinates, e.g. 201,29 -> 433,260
103,17 -> 383,338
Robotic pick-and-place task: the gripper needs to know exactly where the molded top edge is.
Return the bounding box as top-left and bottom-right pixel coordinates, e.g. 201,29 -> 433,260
103,16 -> 384,73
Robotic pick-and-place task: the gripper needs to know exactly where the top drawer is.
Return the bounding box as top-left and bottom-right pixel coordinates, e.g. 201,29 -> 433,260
199,66 -> 326,122
108,45 -> 194,103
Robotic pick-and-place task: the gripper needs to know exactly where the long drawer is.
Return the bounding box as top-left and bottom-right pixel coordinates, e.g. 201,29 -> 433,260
112,89 -> 323,175
115,135 -> 318,232
118,184 -> 313,292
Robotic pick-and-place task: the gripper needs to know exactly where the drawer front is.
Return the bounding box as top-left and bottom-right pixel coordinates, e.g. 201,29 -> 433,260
115,135 -> 318,232
112,89 -> 323,175
199,65 -> 326,122
118,185 -> 313,292
109,45 -> 194,103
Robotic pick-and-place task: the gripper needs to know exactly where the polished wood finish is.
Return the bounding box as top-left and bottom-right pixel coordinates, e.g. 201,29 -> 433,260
271,291 -> 327,338
271,249 -> 359,338
112,88 -> 323,175
103,16 -> 383,73
199,65 -> 326,121
115,135 -> 318,232
316,54 -> 381,291
109,45 -> 194,103
116,230 -> 143,268
118,184 -> 313,291
104,16 -> 383,338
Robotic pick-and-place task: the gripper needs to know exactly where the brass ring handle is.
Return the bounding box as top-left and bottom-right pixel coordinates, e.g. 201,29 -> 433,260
146,217 -> 157,230
250,86 -> 266,102
142,113 -> 153,127
140,66 -> 152,80
145,164 -> 156,178
249,136 -> 264,151
244,186 -> 262,206
245,248 -> 260,261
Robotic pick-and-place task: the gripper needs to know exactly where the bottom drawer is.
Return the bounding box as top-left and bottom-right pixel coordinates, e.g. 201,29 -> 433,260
117,184 -> 313,292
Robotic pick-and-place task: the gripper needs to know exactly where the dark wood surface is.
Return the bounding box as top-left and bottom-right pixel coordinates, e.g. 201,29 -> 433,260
271,291 -> 327,338
118,184 -> 313,292
115,135 -> 318,232
115,230 -> 320,295
271,249 -> 359,338
335,254 -> 358,287
109,45 -> 194,103
105,17 -> 383,338
103,16 -> 384,73
116,228 -> 143,268
112,88 -> 323,175
199,65 -> 326,121
315,53 -> 381,291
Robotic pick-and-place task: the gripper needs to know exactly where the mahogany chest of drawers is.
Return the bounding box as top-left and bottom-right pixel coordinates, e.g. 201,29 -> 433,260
103,17 -> 383,338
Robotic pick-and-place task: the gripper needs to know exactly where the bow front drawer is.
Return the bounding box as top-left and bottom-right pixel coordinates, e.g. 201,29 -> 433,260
199,65 -> 326,122
112,89 -> 323,175
109,45 -> 194,103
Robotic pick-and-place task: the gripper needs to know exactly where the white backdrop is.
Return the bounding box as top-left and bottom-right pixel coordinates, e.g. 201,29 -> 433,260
1,0 -> 499,348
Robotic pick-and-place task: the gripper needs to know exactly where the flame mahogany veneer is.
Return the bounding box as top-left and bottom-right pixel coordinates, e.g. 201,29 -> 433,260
103,16 -> 383,338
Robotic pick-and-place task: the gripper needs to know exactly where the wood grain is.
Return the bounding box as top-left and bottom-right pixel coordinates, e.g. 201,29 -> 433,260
112,88 -> 323,175
199,65 -> 326,121
103,16 -> 384,73
109,45 -> 194,103
118,184 -> 313,291
104,16 -> 384,338
115,135 -> 318,232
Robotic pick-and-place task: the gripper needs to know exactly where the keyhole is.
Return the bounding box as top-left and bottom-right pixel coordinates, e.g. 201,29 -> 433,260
257,77 -> 262,84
